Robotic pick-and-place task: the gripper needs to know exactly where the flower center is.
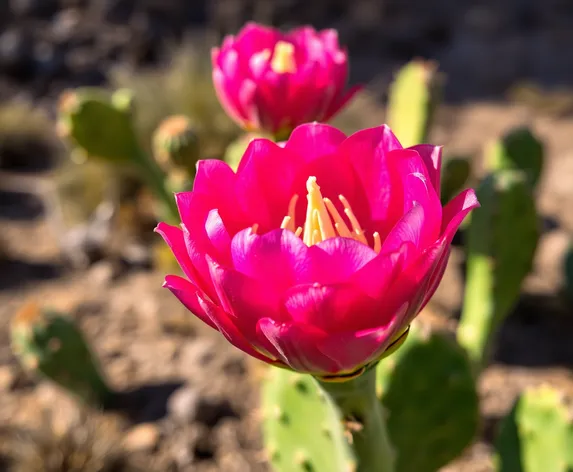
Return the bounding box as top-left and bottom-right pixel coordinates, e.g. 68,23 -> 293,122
277,176 -> 381,253
270,41 -> 297,74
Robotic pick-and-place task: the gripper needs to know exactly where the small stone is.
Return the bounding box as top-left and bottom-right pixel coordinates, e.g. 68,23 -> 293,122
88,261 -> 115,287
123,423 -> 160,452
0,366 -> 15,391
167,384 -> 200,423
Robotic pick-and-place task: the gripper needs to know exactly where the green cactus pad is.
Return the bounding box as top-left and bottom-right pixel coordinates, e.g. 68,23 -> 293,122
458,169 -> 539,367
377,328 -> 479,472
495,385 -> 571,472
11,303 -> 113,408
485,127 -> 544,189
387,59 -> 441,148
441,156 -> 472,205
58,87 -> 141,164
261,368 -> 356,472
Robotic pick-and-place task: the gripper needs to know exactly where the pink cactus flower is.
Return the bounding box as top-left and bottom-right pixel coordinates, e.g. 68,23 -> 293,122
211,22 -> 362,139
156,123 -> 479,379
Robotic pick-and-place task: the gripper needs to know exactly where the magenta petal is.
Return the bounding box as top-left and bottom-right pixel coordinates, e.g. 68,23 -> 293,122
317,318 -> 406,372
342,125 -> 404,227
205,209 -> 232,265
235,138 -> 304,230
408,144 -> 443,195
392,148 -> 442,246
231,228 -> 313,288
283,283 -> 378,332
163,274 -> 217,329
154,222 -> 197,283
207,257 -> 286,358
284,123 -> 347,163
257,318 -> 340,373
350,242 -> 412,298
380,204 -> 425,253
309,237 -> 378,284
213,65 -> 248,125
441,188 -> 480,236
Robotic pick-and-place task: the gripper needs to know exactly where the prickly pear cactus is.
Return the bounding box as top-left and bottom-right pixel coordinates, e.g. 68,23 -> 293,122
11,302 -> 113,408
441,156 -> 472,205
485,127 -> 544,189
152,114 -> 200,177
387,59 -> 441,148
261,368 -> 356,472
457,169 -> 540,368
376,327 -> 479,472
57,87 -> 141,164
495,385 -> 572,472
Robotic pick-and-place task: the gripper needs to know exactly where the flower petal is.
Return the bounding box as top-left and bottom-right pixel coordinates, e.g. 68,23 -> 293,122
283,282 -> 379,332
284,122 -> 347,163
163,274 -> 217,329
408,144 -> 443,195
309,237 -> 378,284
231,228 -> 314,288
257,318 -> 340,373
235,138 -> 304,230
154,222 -> 197,283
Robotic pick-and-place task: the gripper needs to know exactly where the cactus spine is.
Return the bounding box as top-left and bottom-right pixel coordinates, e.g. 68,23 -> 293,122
11,302 -> 114,408
495,385 -> 572,472
387,59 -> 441,148
457,168 -> 539,370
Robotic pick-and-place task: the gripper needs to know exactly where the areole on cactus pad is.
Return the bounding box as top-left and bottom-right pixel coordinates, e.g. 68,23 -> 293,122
156,122 -> 479,380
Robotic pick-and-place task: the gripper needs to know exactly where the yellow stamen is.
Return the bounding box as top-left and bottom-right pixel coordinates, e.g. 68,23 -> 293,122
373,232 -> 382,253
280,216 -> 293,231
255,176 -> 382,253
323,198 -> 353,238
339,195 -> 368,244
270,41 -> 297,74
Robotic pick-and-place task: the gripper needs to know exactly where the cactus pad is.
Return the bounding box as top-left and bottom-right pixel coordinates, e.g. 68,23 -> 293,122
458,169 -> 539,367
377,328 -> 479,472
485,127 -> 544,189
261,368 -> 356,472
57,87 -> 141,164
11,302 -> 113,408
387,59 -> 441,148
441,156 -> 472,205
495,385 -> 571,472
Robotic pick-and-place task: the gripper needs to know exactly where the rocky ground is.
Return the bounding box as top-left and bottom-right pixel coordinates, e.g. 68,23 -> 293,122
2,1 -> 573,471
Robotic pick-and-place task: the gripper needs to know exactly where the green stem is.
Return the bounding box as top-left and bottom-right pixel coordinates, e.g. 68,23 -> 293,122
316,367 -> 395,472
134,149 -> 179,224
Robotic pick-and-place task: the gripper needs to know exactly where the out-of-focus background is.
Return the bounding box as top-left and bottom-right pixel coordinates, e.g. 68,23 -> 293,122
1,1 -> 573,471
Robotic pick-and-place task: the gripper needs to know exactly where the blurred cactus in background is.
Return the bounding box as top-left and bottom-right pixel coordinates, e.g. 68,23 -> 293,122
387,59 -> 441,148
110,41 -> 239,161
152,114 -> 200,192
56,86 -> 178,223
11,302 -> 114,408
377,328 -> 479,472
485,127 -> 545,189
441,156 -> 472,206
457,168 -> 539,370
495,385 -> 573,472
